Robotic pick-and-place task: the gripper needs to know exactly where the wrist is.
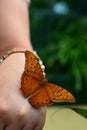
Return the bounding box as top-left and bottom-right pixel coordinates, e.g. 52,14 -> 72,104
0,0 -> 31,56
0,49 -> 45,77
0,52 -> 25,91
0,44 -> 33,57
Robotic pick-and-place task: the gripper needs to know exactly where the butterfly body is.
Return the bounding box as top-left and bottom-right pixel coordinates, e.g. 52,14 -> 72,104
21,51 -> 75,107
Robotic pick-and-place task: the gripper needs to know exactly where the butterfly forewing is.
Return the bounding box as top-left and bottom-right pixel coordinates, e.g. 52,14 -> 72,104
21,51 -> 44,97
45,83 -> 75,103
25,51 -> 44,79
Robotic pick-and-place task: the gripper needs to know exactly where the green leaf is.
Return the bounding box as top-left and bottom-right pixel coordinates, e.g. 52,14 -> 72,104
71,107 -> 87,119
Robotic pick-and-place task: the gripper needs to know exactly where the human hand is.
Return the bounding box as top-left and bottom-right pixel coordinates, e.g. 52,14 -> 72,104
0,53 -> 46,130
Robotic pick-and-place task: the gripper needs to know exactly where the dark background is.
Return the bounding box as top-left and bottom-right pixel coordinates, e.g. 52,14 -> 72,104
29,0 -> 87,104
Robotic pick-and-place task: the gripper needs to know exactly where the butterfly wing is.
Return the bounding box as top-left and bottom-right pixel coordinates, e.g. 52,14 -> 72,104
45,83 -> 75,103
29,82 -> 75,107
21,72 -> 42,97
21,51 -> 44,97
21,50 -> 75,106
25,51 -> 44,79
29,87 -> 53,107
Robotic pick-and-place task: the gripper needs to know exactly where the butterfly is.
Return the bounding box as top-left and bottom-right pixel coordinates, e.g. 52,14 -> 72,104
21,51 -> 75,107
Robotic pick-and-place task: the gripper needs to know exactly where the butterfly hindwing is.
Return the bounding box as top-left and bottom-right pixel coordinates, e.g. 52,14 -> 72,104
29,87 -> 53,107
45,83 -> 75,103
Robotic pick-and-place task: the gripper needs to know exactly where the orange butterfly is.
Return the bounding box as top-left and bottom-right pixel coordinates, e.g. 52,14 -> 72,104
21,51 -> 75,107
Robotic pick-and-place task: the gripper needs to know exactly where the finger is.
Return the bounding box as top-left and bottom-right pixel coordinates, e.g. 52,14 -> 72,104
4,124 -> 20,130
0,103 -> 12,125
0,123 -> 4,130
34,107 -> 46,130
33,121 -> 44,130
21,125 -> 34,130
0,109 -> 8,130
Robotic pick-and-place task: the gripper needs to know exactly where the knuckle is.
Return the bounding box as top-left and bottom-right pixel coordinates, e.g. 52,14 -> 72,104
17,107 -> 26,120
0,103 -> 8,116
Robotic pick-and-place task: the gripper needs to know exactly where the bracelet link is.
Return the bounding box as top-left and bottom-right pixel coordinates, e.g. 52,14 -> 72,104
0,58 -> 3,63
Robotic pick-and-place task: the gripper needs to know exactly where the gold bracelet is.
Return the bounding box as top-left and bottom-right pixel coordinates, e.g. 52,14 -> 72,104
0,49 -> 25,63
0,49 -> 45,76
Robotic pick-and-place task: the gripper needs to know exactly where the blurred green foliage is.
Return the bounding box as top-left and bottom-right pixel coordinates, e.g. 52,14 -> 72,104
40,18 -> 87,92
30,0 -> 87,95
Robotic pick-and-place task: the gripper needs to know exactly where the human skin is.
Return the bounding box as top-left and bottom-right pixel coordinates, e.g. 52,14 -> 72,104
0,0 -> 46,130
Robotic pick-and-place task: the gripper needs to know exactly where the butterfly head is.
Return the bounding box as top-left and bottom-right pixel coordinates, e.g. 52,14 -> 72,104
40,78 -> 48,87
